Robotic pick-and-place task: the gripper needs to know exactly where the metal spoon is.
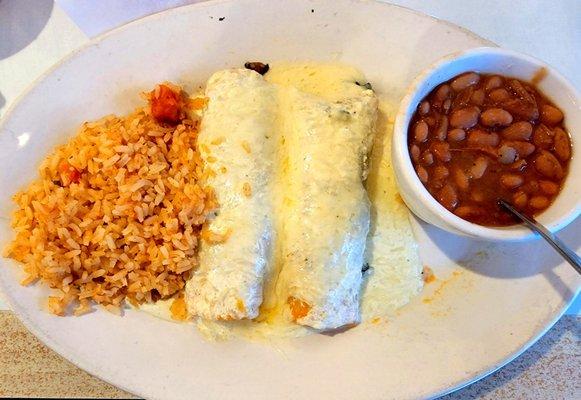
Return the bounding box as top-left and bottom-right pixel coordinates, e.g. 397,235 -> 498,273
498,199 -> 581,274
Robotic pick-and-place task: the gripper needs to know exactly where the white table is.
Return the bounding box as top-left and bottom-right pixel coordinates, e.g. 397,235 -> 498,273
0,1 -> 579,398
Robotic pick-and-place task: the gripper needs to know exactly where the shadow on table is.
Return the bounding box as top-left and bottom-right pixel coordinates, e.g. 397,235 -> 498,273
440,316 -> 580,399
0,0 -> 54,59
422,218 -> 580,305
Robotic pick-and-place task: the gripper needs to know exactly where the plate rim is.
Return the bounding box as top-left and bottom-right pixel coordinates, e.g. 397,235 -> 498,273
0,1 -> 577,399
430,294 -> 578,399
0,0 -> 493,132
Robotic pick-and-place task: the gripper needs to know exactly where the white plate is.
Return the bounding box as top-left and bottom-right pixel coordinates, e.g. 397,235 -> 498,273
0,0 -> 579,399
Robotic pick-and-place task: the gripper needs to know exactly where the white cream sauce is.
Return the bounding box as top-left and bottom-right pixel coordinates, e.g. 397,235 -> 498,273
266,70 -> 377,330
140,63 -> 423,340
185,69 -> 278,321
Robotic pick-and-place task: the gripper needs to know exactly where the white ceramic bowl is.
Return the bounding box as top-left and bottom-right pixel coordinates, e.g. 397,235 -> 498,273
393,47 -> 581,241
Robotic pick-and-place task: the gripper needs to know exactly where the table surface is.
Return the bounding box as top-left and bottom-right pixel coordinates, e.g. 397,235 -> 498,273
0,0 -> 579,398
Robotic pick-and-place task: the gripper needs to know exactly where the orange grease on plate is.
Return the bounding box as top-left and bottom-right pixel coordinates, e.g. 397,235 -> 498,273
422,270 -> 463,304
170,293 -> 189,321
422,266 -> 436,284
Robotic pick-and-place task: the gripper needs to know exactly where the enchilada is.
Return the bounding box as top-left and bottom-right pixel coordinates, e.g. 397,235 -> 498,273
185,69 -> 277,320
271,70 -> 378,330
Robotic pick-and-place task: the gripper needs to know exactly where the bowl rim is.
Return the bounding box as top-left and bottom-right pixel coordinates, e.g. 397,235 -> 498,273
393,46 -> 581,241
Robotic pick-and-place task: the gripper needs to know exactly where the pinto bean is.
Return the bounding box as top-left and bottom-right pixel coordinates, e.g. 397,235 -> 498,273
435,115 -> 449,140
455,205 -> 484,219
539,180 -> 559,195
480,108 -> 513,127
471,190 -> 485,202
502,98 -> 539,121
500,174 -> 524,189
529,196 -> 550,209
509,159 -> 528,171
431,141 -> 451,162
489,88 -> 511,103
421,150 -> 434,166
410,144 -> 420,163
453,86 -> 474,108
442,99 -> 452,114
451,72 -> 480,91
416,166 -> 428,183
453,168 -> 470,191
471,89 -> 485,106
430,179 -> 444,191
485,75 -> 503,92
433,84 -> 451,105
522,180 -> 540,194
447,128 -> 466,141
424,116 -> 437,128
502,140 -> 536,158
470,157 -> 489,179
509,79 -> 535,103
501,121 -> 533,140
534,150 -> 564,179
532,124 -> 554,149
497,145 -> 517,164
437,184 -> 458,210
553,127 -> 571,161
467,130 -> 500,147
540,104 -> 564,125
513,191 -> 528,208
433,165 -> 449,180
419,101 -> 430,115
450,107 -> 480,129
414,120 -> 429,143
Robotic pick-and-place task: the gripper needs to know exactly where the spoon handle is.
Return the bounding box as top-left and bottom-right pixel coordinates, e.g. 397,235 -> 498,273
499,200 -> 581,274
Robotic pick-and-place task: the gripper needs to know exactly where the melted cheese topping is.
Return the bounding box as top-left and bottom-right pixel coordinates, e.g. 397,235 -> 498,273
185,69 -> 277,320
265,62 -> 370,102
271,88 -> 377,330
361,100 -> 424,319
143,63 -> 423,340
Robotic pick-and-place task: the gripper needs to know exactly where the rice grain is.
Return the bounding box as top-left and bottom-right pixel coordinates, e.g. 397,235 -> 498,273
4,95 -> 217,315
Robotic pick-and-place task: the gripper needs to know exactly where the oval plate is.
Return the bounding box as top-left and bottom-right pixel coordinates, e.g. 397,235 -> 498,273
0,0 -> 579,399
